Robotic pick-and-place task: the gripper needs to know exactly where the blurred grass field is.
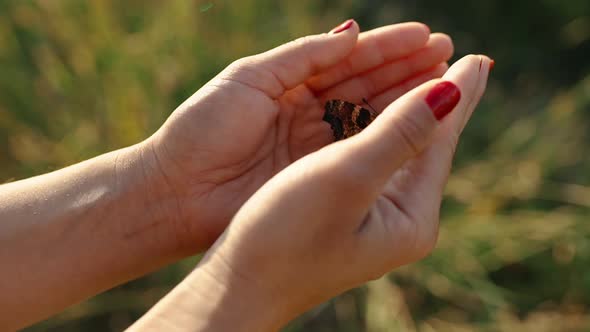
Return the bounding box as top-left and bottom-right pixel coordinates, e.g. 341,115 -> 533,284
1,0 -> 589,331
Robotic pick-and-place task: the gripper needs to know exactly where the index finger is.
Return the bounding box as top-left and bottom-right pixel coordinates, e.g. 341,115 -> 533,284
439,54 -> 492,135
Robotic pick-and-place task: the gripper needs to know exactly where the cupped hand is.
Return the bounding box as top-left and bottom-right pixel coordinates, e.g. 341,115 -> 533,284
143,20 -> 453,251
195,54 -> 492,326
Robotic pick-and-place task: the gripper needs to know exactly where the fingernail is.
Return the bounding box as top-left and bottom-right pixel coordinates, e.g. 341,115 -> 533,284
489,59 -> 495,73
425,81 -> 461,121
330,19 -> 354,34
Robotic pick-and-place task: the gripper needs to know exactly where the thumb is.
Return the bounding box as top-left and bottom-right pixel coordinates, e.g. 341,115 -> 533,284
224,19 -> 359,97
337,78 -> 462,187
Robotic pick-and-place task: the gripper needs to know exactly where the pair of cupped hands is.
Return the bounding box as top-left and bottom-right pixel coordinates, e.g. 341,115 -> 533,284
131,20 -> 491,330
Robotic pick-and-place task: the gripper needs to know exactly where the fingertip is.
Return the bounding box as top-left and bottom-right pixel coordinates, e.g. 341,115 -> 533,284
421,22 -> 432,35
448,54 -> 478,79
477,54 -> 494,74
329,19 -> 359,35
447,54 -> 494,87
381,22 -> 430,49
409,21 -> 431,37
430,32 -> 453,43
429,33 -> 454,59
440,54 -> 492,129
325,19 -> 360,51
412,22 -> 431,45
326,19 -> 360,58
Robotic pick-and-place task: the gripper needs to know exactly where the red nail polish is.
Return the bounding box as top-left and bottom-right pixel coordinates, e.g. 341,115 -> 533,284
425,81 -> 461,121
330,19 -> 354,34
489,59 -> 495,73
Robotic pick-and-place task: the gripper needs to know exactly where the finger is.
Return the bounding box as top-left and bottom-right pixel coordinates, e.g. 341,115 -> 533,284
306,22 -> 432,92
359,55 -> 491,184
372,56 -> 492,252
331,77 -> 465,196
439,54 -> 492,136
319,33 -> 453,104
224,19 -> 360,98
380,55 -> 492,216
369,62 -> 449,111
422,55 -> 493,191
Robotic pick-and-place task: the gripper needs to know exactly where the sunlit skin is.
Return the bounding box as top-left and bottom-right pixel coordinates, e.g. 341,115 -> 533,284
147,21 -> 455,252
131,21 -> 491,331
0,20 -> 492,331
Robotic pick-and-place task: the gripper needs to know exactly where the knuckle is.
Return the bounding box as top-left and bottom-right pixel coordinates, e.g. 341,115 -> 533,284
227,56 -> 255,72
464,54 -> 482,66
391,112 -> 430,156
291,35 -> 319,68
360,75 -> 378,97
292,35 -> 315,50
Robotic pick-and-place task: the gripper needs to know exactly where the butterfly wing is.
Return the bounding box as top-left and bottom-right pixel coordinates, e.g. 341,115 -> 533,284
323,99 -> 378,141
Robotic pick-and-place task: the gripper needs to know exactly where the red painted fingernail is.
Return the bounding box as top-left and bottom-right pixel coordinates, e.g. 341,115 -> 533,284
489,59 -> 495,73
330,19 -> 354,34
425,81 -> 461,121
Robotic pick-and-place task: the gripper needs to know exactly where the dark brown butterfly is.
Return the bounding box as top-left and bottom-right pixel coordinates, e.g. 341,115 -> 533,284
322,99 -> 379,141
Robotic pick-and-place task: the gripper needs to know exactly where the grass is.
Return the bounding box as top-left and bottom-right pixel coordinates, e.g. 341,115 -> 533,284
1,1 -> 589,331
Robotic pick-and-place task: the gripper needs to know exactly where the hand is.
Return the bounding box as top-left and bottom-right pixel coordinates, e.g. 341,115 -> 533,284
192,54 -> 492,329
142,20 -> 453,252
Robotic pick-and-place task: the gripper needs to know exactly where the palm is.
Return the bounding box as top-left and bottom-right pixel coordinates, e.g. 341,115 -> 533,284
150,23 -> 453,249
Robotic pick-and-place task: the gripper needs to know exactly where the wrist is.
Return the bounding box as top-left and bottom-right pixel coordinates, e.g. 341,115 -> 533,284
112,142 -> 187,260
0,143 -> 193,328
131,249 -> 289,332
192,252 -> 289,331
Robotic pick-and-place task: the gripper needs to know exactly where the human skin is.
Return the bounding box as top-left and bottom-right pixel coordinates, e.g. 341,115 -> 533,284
0,20 -> 461,330
129,53 -> 492,331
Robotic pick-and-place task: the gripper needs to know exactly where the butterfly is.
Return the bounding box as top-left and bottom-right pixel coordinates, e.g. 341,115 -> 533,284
322,98 -> 379,141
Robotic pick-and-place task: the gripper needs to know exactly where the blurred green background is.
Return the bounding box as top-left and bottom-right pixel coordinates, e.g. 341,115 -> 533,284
1,0 -> 589,331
